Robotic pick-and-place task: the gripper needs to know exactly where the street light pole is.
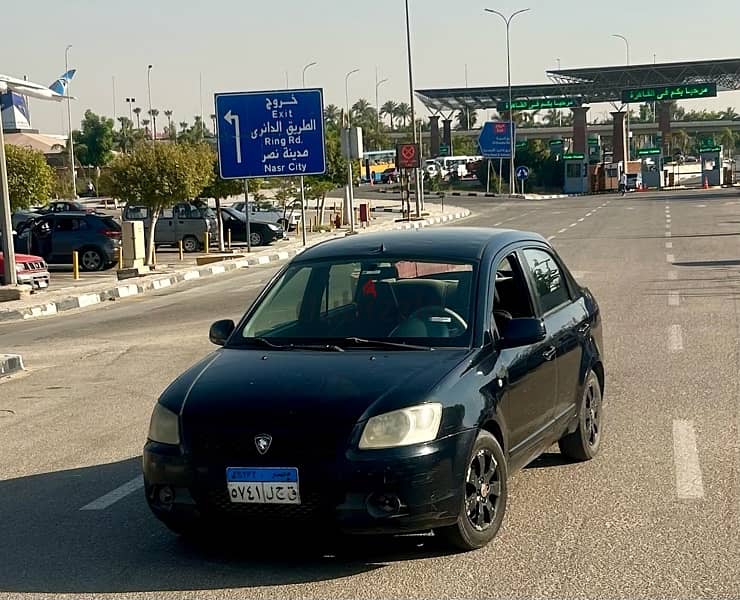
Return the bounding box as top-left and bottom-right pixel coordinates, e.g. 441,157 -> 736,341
375,69 -> 389,151
65,45 -> 76,197
126,97 -> 135,122
147,64 -> 153,140
485,8 -> 530,197
404,0 -> 423,215
344,68 -> 360,232
301,61 -> 317,88
0,115 -> 16,285
556,58 -> 562,127
613,34 -> 631,160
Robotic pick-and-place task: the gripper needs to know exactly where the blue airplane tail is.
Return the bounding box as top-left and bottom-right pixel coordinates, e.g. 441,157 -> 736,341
48,69 -> 76,95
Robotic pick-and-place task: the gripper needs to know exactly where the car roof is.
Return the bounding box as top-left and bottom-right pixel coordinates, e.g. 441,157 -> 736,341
293,227 -> 546,263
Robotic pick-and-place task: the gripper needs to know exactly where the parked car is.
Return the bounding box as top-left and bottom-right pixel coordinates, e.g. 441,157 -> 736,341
231,201 -> 301,231
12,210 -> 39,231
220,206 -> 286,247
36,201 -> 94,214
380,167 -> 400,184
14,212 -> 121,271
0,252 -> 50,289
143,227 -> 604,551
123,203 -> 218,253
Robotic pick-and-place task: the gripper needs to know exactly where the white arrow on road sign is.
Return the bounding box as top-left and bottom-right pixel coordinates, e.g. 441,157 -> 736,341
516,166 -> 530,180
224,110 -> 242,164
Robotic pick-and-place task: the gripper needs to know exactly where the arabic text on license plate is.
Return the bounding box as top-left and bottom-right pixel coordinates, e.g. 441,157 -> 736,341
226,467 -> 300,504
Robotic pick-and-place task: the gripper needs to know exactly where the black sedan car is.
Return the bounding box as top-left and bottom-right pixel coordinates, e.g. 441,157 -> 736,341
143,227 -> 604,550
220,206 -> 286,246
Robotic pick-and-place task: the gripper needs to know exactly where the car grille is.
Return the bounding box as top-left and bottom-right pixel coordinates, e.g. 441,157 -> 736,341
21,261 -> 46,271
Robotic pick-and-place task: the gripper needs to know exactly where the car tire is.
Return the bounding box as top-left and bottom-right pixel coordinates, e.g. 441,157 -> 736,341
182,235 -> 199,253
558,369 -> 603,461
79,247 -> 105,272
249,231 -> 264,246
435,430 -> 508,551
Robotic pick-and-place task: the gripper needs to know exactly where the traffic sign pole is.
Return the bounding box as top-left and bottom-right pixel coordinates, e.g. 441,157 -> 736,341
243,180 -> 251,253
299,176 -> 307,246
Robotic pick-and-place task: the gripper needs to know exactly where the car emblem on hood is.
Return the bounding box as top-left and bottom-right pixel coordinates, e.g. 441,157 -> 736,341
254,434 -> 272,455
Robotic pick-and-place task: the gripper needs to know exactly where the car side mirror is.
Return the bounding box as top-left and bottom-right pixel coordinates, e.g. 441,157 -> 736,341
209,319 -> 235,346
497,317 -> 546,349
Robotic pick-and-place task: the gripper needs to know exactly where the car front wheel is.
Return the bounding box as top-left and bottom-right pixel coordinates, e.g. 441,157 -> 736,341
559,369 -> 603,461
182,235 -> 199,253
79,247 -> 105,271
436,430 -> 508,551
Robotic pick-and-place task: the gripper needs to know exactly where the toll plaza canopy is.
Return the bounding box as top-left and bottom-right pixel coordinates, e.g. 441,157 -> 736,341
416,58 -> 740,112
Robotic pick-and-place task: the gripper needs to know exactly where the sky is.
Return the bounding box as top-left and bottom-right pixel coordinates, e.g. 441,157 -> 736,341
3,0 -> 740,134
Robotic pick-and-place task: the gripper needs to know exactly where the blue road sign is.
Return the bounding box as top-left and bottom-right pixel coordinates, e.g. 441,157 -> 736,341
215,89 -> 326,179
478,121 -> 516,159
516,166 -> 530,181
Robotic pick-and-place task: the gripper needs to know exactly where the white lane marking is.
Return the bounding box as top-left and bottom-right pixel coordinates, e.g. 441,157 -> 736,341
665,231 -> 672,238
666,242 -> 673,249
673,420 -> 705,499
697,204 -> 706,207
667,254 -> 675,263
558,228 -> 568,234
569,222 -> 577,227
668,271 -> 678,280
666,218 -> 672,223
586,212 -> 593,217
668,324 -> 683,351
578,217 -> 585,222
668,291 -> 680,306
80,476 -> 144,511
493,222 -> 503,226
547,235 -> 556,241
665,224 -> 671,229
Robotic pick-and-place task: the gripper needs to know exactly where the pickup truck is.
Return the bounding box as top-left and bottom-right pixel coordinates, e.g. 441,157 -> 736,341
0,252 -> 50,289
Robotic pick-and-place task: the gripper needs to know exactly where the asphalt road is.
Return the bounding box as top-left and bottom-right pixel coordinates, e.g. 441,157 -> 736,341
1,189 -> 739,599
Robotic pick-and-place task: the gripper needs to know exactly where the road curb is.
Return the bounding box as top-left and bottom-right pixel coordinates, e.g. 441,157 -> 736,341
0,354 -> 24,378
0,207 -> 471,322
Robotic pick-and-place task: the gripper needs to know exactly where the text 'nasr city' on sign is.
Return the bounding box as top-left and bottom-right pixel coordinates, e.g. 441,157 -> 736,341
215,88 -> 327,180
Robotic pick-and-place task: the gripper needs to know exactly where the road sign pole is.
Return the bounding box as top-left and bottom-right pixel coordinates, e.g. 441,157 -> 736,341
498,159 -> 503,194
243,179 -> 251,253
486,159 -> 491,194
0,116 -> 16,286
299,176 -> 307,246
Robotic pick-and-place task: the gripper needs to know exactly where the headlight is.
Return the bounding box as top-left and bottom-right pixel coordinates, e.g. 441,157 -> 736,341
359,403 -> 442,449
15,263 -> 25,273
148,403 -> 180,445
267,223 -> 280,231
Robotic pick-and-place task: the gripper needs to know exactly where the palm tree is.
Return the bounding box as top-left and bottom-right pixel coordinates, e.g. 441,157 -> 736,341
141,118 -> 150,139
116,116 -> 135,153
455,109 -> 478,130
721,107 -> 738,120
324,104 -> 340,127
164,110 -> 173,129
544,109 -> 560,126
149,108 -> 160,140
351,98 -> 373,122
133,107 -> 142,129
394,102 -> 411,129
381,100 -> 398,130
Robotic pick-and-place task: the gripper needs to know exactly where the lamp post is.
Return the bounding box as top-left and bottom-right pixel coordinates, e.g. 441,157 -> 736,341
65,45 -> 76,197
556,58 -> 562,127
147,64 -> 153,140
375,69 -> 389,150
125,97 -> 136,122
485,7 -> 530,196
344,68 -> 360,232
302,62 -> 317,88
404,0 -> 424,215
612,34 -> 631,160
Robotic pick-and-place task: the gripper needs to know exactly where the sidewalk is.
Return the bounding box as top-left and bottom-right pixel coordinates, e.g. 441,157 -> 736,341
0,202 -> 471,322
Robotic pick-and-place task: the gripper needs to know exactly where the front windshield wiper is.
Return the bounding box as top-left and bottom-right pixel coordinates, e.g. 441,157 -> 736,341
244,337 -> 344,352
340,337 -> 434,351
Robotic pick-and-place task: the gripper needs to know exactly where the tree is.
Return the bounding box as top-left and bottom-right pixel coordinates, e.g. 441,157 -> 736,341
141,119 -> 150,140
199,152 -> 243,251
719,128 -> 736,158
115,116 -> 137,153
109,142 -> 213,264
324,104 -> 341,128
72,110 -> 115,185
164,110 -> 173,130
133,107 -> 142,129
148,108 -> 159,140
4,144 -> 55,210
304,177 -> 336,225
455,109 -> 478,130
381,101 -> 398,130
394,102 -> 412,129
543,109 -> 560,126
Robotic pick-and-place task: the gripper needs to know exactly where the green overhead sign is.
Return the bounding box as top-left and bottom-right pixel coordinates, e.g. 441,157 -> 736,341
621,83 -> 717,103
699,145 -> 722,153
563,153 -> 585,160
515,141 -> 528,149
637,148 -> 662,156
549,139 -> 564,147
498,97 -> 580,111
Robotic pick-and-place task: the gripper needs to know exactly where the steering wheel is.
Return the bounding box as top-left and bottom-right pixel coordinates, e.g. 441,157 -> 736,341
390,306 -> 468,338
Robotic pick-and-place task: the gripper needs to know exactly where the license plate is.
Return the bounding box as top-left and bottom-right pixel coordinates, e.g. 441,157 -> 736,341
226,467 -> 300,504
37,281 -> 48,288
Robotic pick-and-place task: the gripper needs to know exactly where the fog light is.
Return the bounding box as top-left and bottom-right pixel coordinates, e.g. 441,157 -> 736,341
367,492 -> 402,518
158,485 -> 175,506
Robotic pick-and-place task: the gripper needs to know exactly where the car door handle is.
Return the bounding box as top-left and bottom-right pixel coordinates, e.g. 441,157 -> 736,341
543,346 -> 557,361
577,323 -> 591,335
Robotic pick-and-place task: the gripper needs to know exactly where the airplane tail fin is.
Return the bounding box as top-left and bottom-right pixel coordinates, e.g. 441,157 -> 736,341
48,69 -> 76,95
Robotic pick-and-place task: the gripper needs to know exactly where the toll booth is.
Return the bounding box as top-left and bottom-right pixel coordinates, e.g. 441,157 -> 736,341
699,145 -> 722,186
637,147 -> 663,189
563,153 -> 589,194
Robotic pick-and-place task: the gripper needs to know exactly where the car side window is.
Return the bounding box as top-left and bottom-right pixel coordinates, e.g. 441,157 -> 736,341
54,217 -> 74,232
492,254 -> 536,330
522,248 -> 571,314
161,208 -> 174,219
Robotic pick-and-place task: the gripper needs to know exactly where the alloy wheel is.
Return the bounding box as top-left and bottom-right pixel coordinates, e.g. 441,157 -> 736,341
81,249 -> 102,271
465,449 -> 503,531
583,374 -> 602,447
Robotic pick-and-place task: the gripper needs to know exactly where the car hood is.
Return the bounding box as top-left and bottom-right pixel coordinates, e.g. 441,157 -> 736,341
162,348 -> 469,455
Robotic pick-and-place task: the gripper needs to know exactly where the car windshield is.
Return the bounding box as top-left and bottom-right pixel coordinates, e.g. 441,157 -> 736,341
233,258 -> 477,348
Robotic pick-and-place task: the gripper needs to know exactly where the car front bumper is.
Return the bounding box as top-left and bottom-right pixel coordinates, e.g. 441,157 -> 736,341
17,271 -> 50,289
143,428 -> 477,534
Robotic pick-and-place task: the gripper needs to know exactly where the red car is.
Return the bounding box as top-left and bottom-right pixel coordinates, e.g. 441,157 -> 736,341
0,252 -> 51,289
